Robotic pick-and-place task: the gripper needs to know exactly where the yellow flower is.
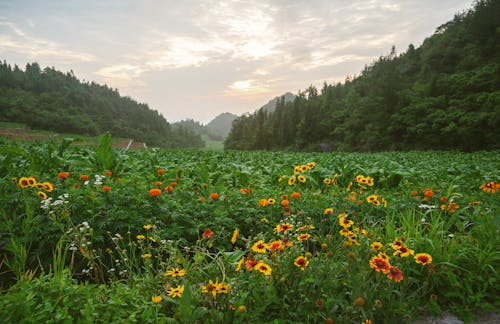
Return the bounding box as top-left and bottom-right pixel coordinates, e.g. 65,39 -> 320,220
254,261 -> 272,276
288,176 -> 296,186
231,228 -> 239,245
267,198 -> 276,205
307,162 -> 316,169
37,191 -> 48,200
415,253 -> 433,265
151,295 -> 163,304
235,257 -> 245,272
42,182 -> 54,192
238,305 -> 247,313
164,267 -> 187,277
297,233 -> 310,241
202,279 -> 219,297
251,240 -> 268,253
18,177 -> 30,188
297,175 -> 306,183
216,282 -> 230,294
136,235 -> 145,240
370,241 -> 383,250
166,285 -> 184,298
294,256 -> 309,270
324,208 -> 334,215
143,224 -> 152,230
142,253 -> 152,259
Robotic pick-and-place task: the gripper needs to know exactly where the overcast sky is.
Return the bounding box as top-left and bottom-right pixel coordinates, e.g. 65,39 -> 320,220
0,0 -> 473,124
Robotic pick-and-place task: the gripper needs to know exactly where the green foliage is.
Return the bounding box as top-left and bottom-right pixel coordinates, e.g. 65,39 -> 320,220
95,132 -> 116,171
0,141 -> 499,322
225,1 -> 500,152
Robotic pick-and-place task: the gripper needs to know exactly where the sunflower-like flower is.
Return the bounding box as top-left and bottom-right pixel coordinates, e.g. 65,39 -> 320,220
202,279 -> 219,297
370,241 -> 383,251
297,233 -> 310,241
251,240 -> 268,253
414,253 -> 433,265
254,261 -> 272,276
294,256 -> 309,270
164,267 -> 187,277
369,254 -> 391,274
167,285 -> 184,298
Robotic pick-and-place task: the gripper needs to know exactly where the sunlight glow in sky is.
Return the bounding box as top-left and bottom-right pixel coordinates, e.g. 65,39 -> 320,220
0,0 -> 473,123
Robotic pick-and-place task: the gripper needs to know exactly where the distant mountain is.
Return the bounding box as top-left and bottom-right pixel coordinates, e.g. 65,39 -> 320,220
205,112 -> 238,140
260,92 -> 295,113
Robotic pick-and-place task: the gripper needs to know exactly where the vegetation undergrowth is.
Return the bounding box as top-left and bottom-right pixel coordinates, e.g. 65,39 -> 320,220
0,136 -> 498,323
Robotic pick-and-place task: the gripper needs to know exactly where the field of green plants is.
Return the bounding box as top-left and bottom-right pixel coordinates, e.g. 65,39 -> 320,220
0,134 -> 498,323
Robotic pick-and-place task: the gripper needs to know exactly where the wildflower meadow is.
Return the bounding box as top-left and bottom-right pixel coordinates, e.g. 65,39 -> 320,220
0,134 -> 498,323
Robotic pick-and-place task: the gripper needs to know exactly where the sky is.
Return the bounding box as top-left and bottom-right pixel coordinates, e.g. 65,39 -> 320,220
0,0 -> 474,124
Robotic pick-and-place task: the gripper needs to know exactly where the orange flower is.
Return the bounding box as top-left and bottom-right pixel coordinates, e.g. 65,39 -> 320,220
424,189 -> 434,197
280,199 -> 290,207
210,193 -> 219,200
149,188 -> 162,197
157,168 -> 165,175
79,174 -> 89,181
258,199 -> 268,207
202,228 -> 214,238
387,265 -> 403,282
198,197 -> 206,202
102,186 -> 111,192
58,172 -> 70,179
104,170 -> 112,177
291,192 -> 301,199
165,186 -> 175,192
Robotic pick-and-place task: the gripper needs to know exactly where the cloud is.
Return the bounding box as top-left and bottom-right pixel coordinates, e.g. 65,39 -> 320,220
0,17 -> 96,63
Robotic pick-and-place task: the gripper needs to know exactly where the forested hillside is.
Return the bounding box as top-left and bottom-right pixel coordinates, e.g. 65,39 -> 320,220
225,0 -> 500,152
0,62 -> 203,148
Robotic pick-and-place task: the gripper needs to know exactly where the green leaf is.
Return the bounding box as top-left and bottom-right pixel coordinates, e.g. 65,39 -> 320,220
95,132 -> 116,171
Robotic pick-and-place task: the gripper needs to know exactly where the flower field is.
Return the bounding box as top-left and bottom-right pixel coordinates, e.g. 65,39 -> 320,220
0,135 -> 499,323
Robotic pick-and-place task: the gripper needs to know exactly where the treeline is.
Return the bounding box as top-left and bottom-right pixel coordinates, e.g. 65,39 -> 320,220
225,0 -> 500,152
0,62 -> 204,148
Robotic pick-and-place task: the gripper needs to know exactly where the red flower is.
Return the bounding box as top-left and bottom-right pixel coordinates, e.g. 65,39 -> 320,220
58,172 -> 70,179
149,188 -> 162,197
202,228 -> 214,238
387,265 -> 403,282
102,186 -> 111,192
79,174 -> 89,181
210,193 -> 219,200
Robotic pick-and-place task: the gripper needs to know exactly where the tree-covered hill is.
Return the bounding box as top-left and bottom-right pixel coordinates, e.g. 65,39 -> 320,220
0,62 -> 203,148
225,0 -> 500,152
